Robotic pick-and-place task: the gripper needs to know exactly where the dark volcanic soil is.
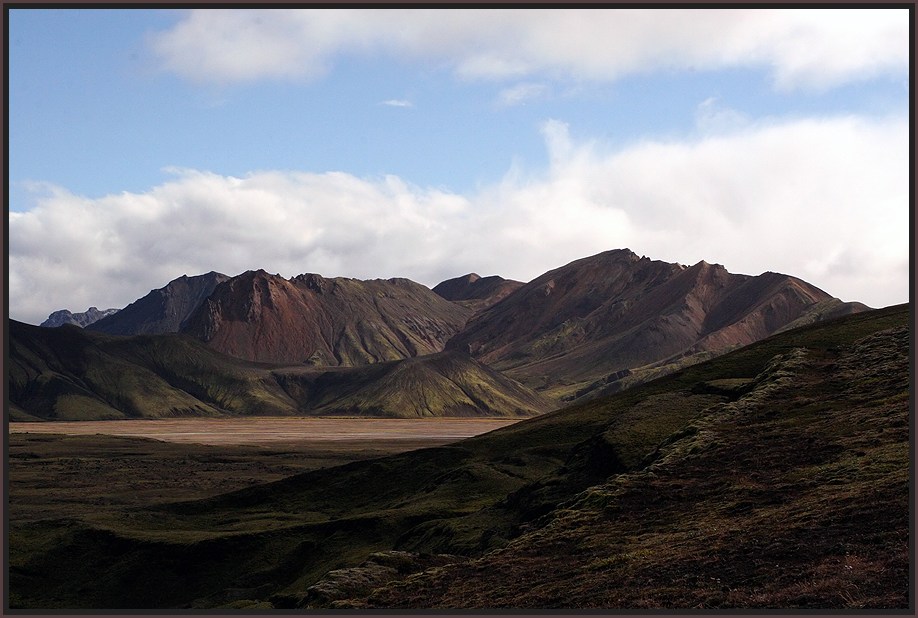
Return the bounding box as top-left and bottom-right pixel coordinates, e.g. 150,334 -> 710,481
361,324 -> 910,609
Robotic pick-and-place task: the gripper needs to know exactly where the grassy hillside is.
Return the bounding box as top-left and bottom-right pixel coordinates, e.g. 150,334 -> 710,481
274,351 -> 555,417
9,322 -> 550,420
9,322 -> 296,420
8,304 -> 909,609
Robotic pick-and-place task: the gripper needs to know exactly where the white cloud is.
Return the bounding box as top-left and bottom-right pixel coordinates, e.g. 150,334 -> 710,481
149,9 -> 909,90
380,99 -> 413,108
8,113 -> 908,325
497,82 -> 547,107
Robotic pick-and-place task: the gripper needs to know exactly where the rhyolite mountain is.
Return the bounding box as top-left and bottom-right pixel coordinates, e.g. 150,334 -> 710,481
432,273 -> 524,312
9,305 -> 908,608
446,249 -> 869,400
88,271 -> 230,335
8,320 -> 551,421
40,306 -> 119,328
179,270 -> 473,365
47,248 -> 867,402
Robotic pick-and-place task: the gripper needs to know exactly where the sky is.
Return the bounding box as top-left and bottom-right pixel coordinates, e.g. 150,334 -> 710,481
7,8 -> 912,325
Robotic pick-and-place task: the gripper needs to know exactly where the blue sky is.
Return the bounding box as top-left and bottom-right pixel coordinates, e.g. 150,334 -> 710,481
7,8 -> 911,324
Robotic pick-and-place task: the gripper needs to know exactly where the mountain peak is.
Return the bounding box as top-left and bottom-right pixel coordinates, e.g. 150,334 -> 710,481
447,249 -> 864,401
433,273 -> 524,313
87,271 -> 229,335
292,273 -> 328,293
181,272 -> 473,365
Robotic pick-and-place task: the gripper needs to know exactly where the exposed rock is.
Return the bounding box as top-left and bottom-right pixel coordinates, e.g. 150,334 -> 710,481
301,551 -> 466,609
40,307 -> 119,328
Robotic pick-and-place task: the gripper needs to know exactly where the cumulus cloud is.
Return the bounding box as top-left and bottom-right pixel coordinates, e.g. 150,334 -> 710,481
149,9 -> 908,89
8,113 -> 908,325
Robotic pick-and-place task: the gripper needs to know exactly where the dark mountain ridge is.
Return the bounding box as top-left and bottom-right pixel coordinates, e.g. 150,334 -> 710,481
433,273 -> 524,312
88,271 -> 229,335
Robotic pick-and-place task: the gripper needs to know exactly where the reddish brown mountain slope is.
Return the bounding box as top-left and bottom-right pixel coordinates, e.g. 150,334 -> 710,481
433,274 -> 524,313
446,249 -> 868,400
181,271 -> 473,365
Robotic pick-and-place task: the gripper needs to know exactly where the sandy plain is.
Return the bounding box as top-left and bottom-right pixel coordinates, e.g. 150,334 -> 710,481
8,416 -> 519,446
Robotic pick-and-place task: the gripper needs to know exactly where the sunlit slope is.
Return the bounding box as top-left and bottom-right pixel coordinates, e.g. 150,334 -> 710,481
274,350 -> 555,417
9,321 -> 549,420
181,270 -> 473,365
447,249 -> 869,400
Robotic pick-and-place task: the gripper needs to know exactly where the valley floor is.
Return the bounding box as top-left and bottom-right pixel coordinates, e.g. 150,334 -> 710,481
6,432 -> 419,527
8,416 -> 518,446
7,418 -> 514,525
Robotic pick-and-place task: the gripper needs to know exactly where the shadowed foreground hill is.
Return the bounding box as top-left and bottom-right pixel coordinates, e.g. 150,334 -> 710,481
8,321 -> 551,420
363,311 -> 910,608
8,304 -> 908,609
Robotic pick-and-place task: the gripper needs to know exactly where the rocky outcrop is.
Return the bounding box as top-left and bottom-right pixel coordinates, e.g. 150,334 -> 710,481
301,552 -> 466,609
40,307 -> 119,328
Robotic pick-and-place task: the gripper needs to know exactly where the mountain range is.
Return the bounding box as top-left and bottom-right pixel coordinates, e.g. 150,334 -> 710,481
17,248 -> 868,420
